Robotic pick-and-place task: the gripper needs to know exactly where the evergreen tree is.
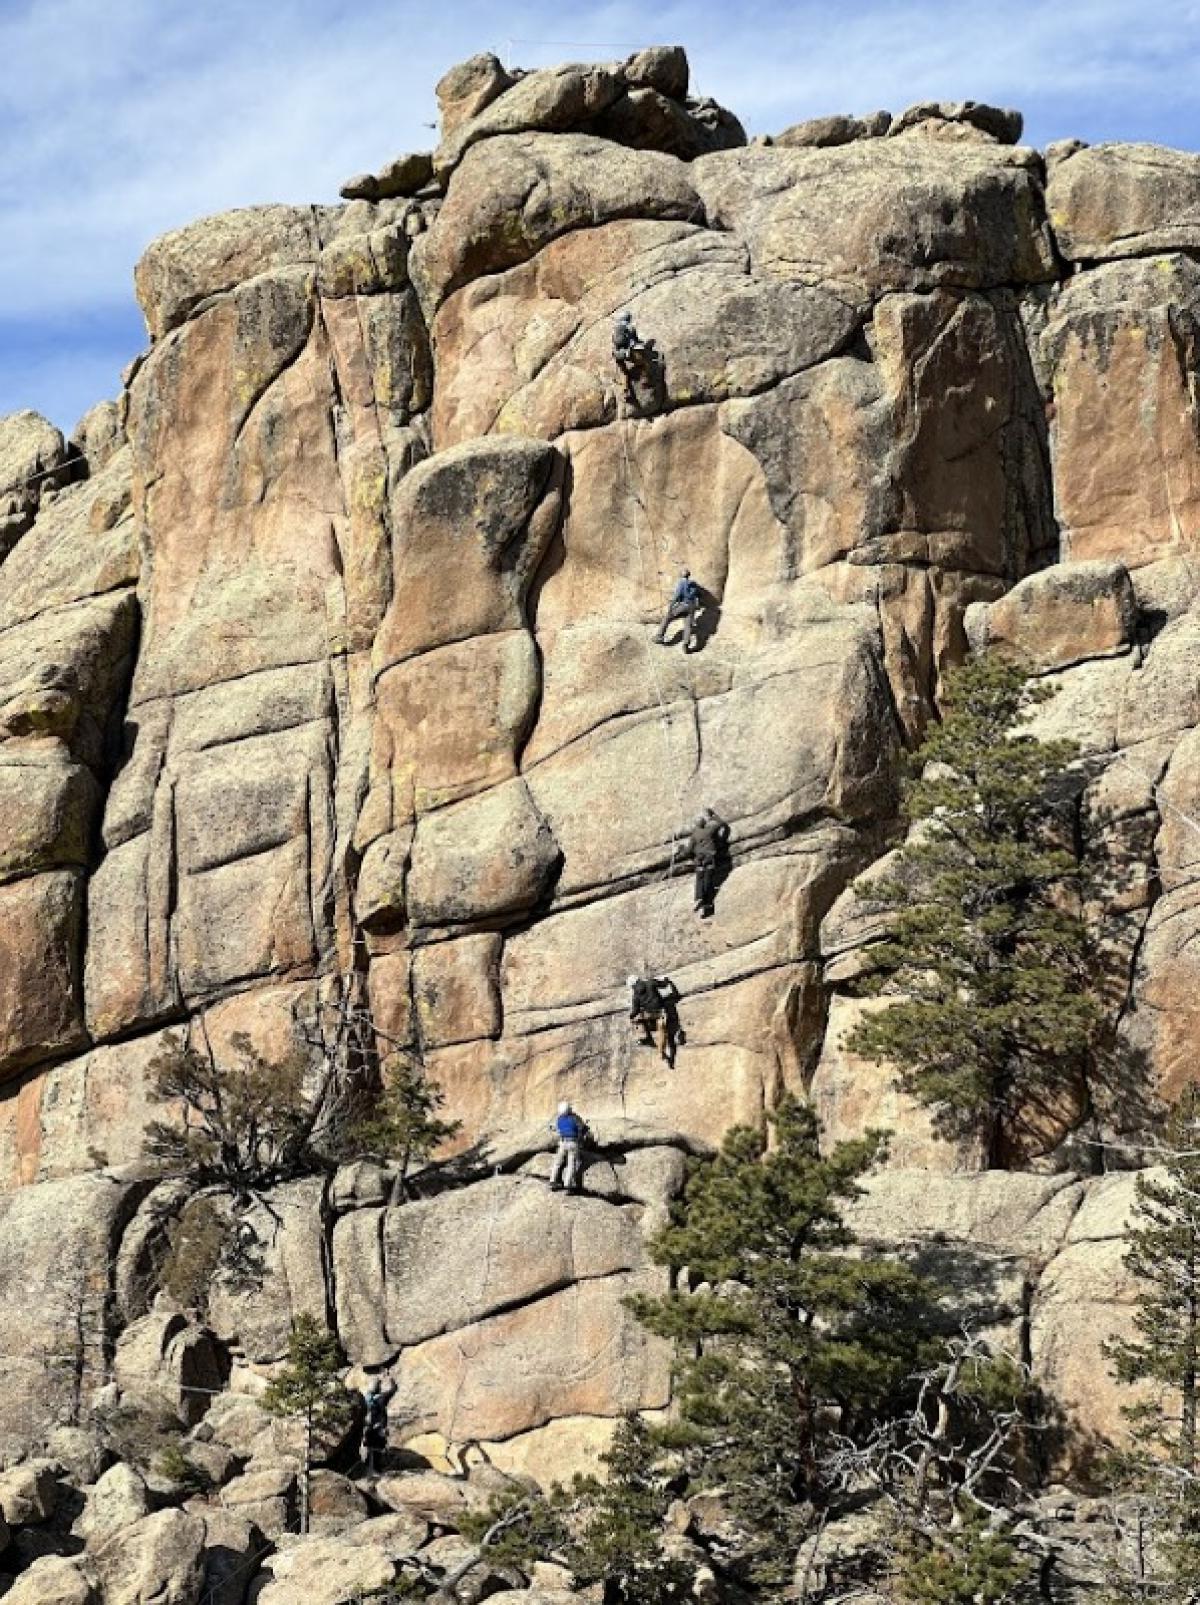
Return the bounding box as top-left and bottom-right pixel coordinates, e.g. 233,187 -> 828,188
845,657 -> 1102,1167
348,1052 -> 461,1201
144,1030 -> 310,1193
1106,1084 -> 1200,1596
626,1097 -> 935,1595
891,1509 -> 1031,1605
462,1420 -> 693,1605
262,1314 -> 354,1534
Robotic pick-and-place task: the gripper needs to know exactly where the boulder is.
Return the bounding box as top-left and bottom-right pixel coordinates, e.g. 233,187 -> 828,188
0,1460 -> 58,1524
4,1557 -> 95,1605
343,1508 -> 429,1557
434,62 -> 627,181
623,45 -> 689,101
1047,142 -> 1200,263
340,151 -> 434,201
113,1310 -> 228,1427
409,132 -> 701,315
436,52 -> 514,141
89,1508 -> 207,1605
388,1268 -> 671,1442
694,139 -> 1054,303
76,1462 -> 152,1542
964,561 -> 1137,670
775,111 -> 891,147
0,410 -> 77,556
250,1534 -> 397,1604
889,100 -> 1023,143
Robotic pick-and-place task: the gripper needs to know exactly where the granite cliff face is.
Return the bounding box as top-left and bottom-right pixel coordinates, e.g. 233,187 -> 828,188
0,43 -> 1199,1590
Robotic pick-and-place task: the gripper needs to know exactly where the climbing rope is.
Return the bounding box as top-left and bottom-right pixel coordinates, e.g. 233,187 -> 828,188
615,394 -> 695,967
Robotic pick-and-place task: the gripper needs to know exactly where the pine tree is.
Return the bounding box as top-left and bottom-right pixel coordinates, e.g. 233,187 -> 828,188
845,657 -> 1102,1167
1106,1084 -> 1200,1596
462,1419 -> 694,1605
144,1030 -> 310,1193
348,1052 -> 461,1201
891,1508 -> 1031,1605
262,1314 -> 354,1534
626,1097 -> 935,1595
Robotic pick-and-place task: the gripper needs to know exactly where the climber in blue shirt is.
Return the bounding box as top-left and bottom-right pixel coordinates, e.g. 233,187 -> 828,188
549,1100 -> 588,1194
655,568 -> 701,651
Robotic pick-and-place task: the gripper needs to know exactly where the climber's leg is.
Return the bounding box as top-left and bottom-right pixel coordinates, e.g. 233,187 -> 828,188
562,1140 -> 582,1193
550,1142 -> 569,1190
681,597 -> 699,652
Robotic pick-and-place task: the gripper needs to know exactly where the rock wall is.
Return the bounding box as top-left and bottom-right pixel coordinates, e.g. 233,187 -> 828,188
0,46 -> 1198,1483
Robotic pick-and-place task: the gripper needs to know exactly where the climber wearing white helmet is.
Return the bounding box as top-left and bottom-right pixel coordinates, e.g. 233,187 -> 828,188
549,1100 -> 588,1195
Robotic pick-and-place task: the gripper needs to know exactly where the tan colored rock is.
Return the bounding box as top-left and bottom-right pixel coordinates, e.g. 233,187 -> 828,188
382,1176 -> 646,1347
810,994 -> 987,1171
0,1460 -> 58,1524
889,100 -> 1023,144
0,410 -> 77,555
207,1177 -> 329,1363
90,1508 -> 207,1605
373,435 -> 562,671
250,1534 -> 396,1604
407,777 -> 560,929
436,53 -> 514,142
4,1557 -> 95,1605
412,932 -> 502,1046
390,1268 -> 671,1442
409,133 -> 701,316
481,1413 -> 626,1485
343,1509 -> 429,1556
965,560 -> 1136,670
430,220 -> 859,448
0,448 -> 136,632
135,205 -> 319,338
1043,256 -> 1200,565
0,871 -> 87,1083
434,62 -> 626,181
77,1462 -> 152,1542
775,111 -> 891,148
694,139 -> 1054,303
1047,143 -> 1200,263
847,1169 -> 1083,1264
113,1310 -> 227,1428
374,1469 -> 476,1523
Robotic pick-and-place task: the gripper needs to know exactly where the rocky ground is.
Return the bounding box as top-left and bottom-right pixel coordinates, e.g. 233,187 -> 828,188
0,39 -> 1198,1601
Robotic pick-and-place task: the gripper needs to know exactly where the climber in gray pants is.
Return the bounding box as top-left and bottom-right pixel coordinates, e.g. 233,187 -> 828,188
656,570 -> 701,651
550,1101 -> 589,1194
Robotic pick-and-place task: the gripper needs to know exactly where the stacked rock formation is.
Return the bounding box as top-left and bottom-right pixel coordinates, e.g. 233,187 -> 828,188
0,47 -> 1199,1559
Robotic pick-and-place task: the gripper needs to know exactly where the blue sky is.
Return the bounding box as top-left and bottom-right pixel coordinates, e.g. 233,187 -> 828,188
3,0 -> 1199,431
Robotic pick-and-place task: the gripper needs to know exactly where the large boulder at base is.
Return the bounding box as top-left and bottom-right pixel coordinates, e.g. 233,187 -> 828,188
89,1508 -> 207,1605
4,1557 -> 95,1605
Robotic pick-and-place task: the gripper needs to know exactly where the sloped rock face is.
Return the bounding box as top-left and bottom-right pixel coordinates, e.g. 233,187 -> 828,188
0,44 -> 1197,1512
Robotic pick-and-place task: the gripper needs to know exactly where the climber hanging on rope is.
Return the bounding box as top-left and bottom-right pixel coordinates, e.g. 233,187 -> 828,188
550,1100 -> 590,1195
627,974 -> 684,1068
359,1372 -> 397,1475
655,568 -> 702,651
612,310 -> 664,414
686,807 -> 730,918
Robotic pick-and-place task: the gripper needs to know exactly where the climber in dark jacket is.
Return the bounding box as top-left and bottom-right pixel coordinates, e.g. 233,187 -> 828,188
550,1101 -> 589,1194
360,1373 -> 397,1474
627,974 -> 683,1067
613,311 -> 661,410
655,569 -> 701,651
687,808 -> 730,917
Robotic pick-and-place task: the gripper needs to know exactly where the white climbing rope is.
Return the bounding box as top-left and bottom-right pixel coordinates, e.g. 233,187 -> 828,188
615,393 -> 696,966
